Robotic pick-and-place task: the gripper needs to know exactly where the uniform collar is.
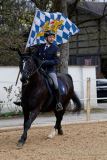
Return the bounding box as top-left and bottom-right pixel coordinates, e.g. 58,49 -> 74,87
45,43 -> 51,47
44,43 -> 51,50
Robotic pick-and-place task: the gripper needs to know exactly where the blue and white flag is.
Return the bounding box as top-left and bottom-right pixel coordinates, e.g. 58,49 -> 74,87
26,8 -> 79,47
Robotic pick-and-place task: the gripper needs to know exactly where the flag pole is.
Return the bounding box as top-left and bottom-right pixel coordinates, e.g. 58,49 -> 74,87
15,7 -> 38,86
15,69 -> 21,86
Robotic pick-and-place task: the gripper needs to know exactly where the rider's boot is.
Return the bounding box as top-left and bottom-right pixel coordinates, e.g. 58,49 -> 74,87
54,88 -> 63,111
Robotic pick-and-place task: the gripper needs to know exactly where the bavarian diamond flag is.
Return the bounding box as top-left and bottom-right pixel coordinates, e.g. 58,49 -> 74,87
26,8 -> 79,47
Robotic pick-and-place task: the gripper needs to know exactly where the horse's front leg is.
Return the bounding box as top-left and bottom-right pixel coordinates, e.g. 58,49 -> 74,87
17,107 -> 40,147
17,108 -> 29,147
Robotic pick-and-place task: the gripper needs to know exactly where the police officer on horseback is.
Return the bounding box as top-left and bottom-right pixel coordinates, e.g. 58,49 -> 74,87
14,30 -> 63,112
33,30 -> 63,111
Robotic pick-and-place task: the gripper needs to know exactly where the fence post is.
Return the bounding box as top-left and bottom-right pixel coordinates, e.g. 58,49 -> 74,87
86,77 -> 91,121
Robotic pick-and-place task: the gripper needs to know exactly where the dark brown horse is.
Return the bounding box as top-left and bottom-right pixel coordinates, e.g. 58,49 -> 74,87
17,53 -> 82,147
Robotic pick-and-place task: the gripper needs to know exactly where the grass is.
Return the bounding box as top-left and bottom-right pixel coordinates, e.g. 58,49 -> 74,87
0,111 -> 23,119
83,107 -> 107,113
0,107 -> 107,119
0,111 -> 55,119
90,107 -> 107,113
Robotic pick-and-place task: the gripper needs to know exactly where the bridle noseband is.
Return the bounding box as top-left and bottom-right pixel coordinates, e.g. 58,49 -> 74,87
20,56 -> 44,85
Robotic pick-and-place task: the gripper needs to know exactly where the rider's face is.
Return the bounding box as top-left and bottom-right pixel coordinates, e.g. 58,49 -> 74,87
46,35 -> 55,44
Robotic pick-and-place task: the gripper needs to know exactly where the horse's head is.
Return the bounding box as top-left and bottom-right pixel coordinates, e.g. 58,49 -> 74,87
19,54 -> 37,85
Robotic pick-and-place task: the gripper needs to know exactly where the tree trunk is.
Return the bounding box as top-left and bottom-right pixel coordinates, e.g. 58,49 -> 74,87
60,0 -> 69,74
60,0 -> 72,110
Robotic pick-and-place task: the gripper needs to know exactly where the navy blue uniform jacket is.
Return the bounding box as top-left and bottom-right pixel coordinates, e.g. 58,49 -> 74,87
33,43 -> 60,72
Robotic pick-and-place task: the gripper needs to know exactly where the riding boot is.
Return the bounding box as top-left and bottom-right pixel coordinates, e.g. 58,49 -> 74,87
54,88 -> 63,111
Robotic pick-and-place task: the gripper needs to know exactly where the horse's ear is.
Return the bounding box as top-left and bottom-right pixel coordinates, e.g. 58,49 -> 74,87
9,46 -> 22,57
17,49 -> 22,57
25,47 -> 32,55
29,47 -> 32,54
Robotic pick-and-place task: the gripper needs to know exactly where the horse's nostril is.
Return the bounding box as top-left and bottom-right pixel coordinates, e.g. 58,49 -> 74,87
20,77 -> 29,85
20,77 -> 26,83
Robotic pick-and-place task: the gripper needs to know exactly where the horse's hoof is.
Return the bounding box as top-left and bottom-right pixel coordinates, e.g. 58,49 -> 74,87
58,129 -> 63,135
17,143 -> 23,149
48,129 -> 58,139
17,140 -> 24,149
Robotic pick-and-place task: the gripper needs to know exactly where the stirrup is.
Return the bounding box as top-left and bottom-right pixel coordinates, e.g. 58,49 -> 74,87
56,102 -> 63,111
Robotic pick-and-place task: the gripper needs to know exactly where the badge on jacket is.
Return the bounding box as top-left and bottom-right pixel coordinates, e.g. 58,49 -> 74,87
57,51 -> 60,57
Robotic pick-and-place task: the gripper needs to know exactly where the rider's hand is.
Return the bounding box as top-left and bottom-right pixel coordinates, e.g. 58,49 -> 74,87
42,60 -> 49,66
44,60 -> 49,64
43,60 -> 54,66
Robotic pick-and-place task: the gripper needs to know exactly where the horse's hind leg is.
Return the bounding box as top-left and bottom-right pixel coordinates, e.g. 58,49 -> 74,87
71,91 -> 82,113
48,111 -> 64,139
54,111 -> 64,135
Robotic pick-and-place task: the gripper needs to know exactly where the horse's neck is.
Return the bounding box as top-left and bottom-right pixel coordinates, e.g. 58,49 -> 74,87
30,72 -> 43,85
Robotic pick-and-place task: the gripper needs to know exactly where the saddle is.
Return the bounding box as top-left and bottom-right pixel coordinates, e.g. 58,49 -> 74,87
40,68 -> 54,87
40,68 -> 66,96
40,68 -> 55,108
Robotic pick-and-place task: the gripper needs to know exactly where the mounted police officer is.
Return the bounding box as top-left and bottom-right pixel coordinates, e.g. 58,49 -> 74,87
14,30 -> 63,112
33,30 -> 63,111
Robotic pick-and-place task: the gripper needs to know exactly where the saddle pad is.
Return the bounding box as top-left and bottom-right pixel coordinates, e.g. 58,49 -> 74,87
58,79 -> 67,95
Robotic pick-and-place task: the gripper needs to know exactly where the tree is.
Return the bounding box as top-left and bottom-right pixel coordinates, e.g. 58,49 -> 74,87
0,0 -> 35,65
60,0 -> 69,73
31,0 -> 69,73
0,0 -> 74,67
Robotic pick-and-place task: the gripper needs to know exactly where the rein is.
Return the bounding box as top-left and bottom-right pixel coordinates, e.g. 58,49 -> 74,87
22,56 -> 46,82
30,57 -> 45,76
15,69 -> 21,86
36,61 -> 45,71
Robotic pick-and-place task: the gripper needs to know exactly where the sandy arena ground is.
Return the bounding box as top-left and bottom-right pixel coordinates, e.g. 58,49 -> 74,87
0,122 -> 107,160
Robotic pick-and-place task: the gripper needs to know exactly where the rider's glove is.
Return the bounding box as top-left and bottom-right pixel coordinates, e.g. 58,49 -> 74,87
43,60 -> 56,66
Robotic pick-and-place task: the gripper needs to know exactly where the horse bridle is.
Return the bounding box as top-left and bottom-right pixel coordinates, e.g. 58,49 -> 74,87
21,56 -> 45,85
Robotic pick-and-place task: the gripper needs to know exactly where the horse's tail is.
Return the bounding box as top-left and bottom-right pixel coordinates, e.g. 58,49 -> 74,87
71,91 -> 82,113
66,74 -> 82,113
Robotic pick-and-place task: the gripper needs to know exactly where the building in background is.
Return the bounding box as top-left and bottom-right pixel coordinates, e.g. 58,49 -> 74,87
67,1 -> 107,78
